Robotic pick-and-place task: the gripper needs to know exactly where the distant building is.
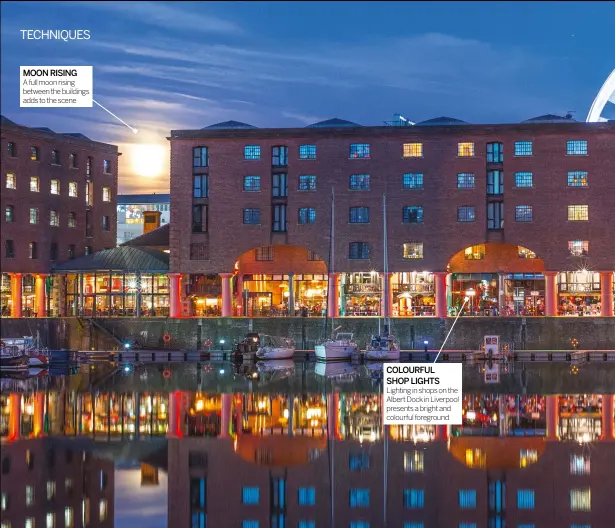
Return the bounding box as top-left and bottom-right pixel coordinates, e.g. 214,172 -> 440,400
117,193 -> 170,246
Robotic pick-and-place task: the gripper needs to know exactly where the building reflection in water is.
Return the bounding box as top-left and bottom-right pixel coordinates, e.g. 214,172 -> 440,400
1,390 -> 613,527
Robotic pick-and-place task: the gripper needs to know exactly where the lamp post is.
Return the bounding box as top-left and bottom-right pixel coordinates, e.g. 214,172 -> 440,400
465,288 -> 476,315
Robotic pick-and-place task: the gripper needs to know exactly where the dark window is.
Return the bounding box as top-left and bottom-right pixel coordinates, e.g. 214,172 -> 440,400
272,146 -> 288,167
299,145 -> 316,159
349,207 -> 369,223
298,207 -> 316,224
244,145 -> 260,160
349,453 -> 370,471
103,160 -> 111,173
349,144 -> 370,159
272,173 -> 288,197
68,245 -> 75,259
273,204 -> 287,232
68,212 -> 76,228
190,478 -> 206,508
487,170 -> 504,195
193,147 -> 209,168
1,457 -> 9,474
5,205 -> 14,222
243,176 -> 261,192
102,216 -> 110,231
190,243 -> 209,260
31,146 -> 39,161
51,150 -> 60,165
457,206 -> 476,222
487,202 -> 504,229
29,242 -> 38,259
65,450 -> 73,464
349,242 -> 370,260
402,173 -> 423,190
5,240 -> 14,259
50,243 -> 58,261
46,450 -> 55,469
255,246 -> 274,261
7,142 -> 16,157
298,175 -> 316,191
69,153 -> 77,168
403,206 -> 423,223
349,174 -> 370,190
457,173 -> 475,189
486,142 -> 503,163
193,174 -> 208,198
243,208 -> 261,224
192,205 -> 208,232
86,156 -> 92,177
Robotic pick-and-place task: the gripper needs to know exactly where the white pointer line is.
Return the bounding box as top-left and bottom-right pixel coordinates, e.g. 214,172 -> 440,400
92,99 -> 138,134
433,297 -> 469,363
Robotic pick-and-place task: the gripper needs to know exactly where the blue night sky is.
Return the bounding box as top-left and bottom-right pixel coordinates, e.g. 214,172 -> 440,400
1,1 -> 613,194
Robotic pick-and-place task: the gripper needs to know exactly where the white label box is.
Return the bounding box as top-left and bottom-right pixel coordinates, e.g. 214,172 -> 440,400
20,66 -> 93,108
383,363 -> 463,425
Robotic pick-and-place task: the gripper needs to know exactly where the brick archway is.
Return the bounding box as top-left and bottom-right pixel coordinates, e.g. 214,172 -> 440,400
235,245 -> 327,275
447,242 -> 545,273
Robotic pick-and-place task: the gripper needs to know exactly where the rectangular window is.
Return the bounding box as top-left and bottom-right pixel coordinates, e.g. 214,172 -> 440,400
403,206 -> 423,223
85,181 -> 92,206
86,156 -> 92,176
570,455 -> 590,475
458,142 -> 475,157
404,524 -> 425,528
403,143 -> 423,157
518,246 -> 536,259
350,523 -> 369,528
349,143 -> 370,159
567,171 -> 588,187
349,206 -> 370,223
272,173 -> 288,197
299,145 -> 316,159
514,172 -> 533,188
349,242 -> 370,260
242,487 -> 260,505
487,170 -> 503,195
459,490 -> 477,509
457,206 -> 475,222
570,488 -> 591,511
51,150 -> 60,165
50,210 -> 59,227
99,499 -> 107,521
568,205 -> 588,221
243,208 -> 261,225
349,174 -> 370,190
514,141 -> 533,156
190,243 -> 209,260
403,242 -> 423,259
254,246 -> 274,261
102,187 -> 111,201
30,207 -> 38,224
68,182 -> 78,197
29,241 -> 37,259
68,212 -> 76,228
102,216 -> 110,231
242,522 -> 258,528
193,147 -> 209,168
5,205 -> 13,222
64,507 -> 73,528
30,176 -> 39,192
457,173 -> 475,189
404,489 -> 424,509
26,485 -> 35,506
6,173 -> 16,189
298,488 -> 315,506
298,207 -> 316,224
298,175 -> 317,191
404,450 -> 424,472
193,174 -> 208,198
244,145 -> 261,160
31,146 -> 39,161
458,524 -> 476,528
568,240 -> 589,257
515,205 -> 533,222
272,146 -> 288,166
307,249 -> 321,261
5,240 -> 14,259
298,522 -> 316,528
349,453 -> 370,471
487,202 -> 504,229
85,246 -> 92,255
349,489 -> 370,507
486,142 -> 503,162
516,489 -> 535,509
50,243 -> 58,261
403,173 -> 423,189
7,142 -> 16,156
567,140 -> 588,155
192,205 -> 208,232
273,204 -> 287,232
243,176 -> 261,192
69,153 -> 77,168
103,159 -> 111,173
25,519 -> 35,528
68,245 -> 75,259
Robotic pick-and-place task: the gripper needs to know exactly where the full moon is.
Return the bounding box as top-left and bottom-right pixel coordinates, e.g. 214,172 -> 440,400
130,143 -> 167,178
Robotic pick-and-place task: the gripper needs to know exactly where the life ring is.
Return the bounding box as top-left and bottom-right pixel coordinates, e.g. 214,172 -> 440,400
163,333 -> 171,343
204,338 -> 213,347
162,369 -> 171,379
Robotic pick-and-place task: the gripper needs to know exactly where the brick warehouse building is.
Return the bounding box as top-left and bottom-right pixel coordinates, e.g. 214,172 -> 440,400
1,115 -> 119,317
168,115 -> 615,319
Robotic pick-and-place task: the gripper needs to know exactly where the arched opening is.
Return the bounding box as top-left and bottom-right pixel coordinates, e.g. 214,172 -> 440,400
447,243 -> 546,316
21,274 -> 36,317
0,273 -> 12,317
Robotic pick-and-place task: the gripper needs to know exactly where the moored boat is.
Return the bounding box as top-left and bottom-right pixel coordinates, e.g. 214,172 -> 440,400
315,332 -> 359,361
364,333 -> 401,361
255,335 -> 295,360
1,342 -> 30,371
231,333 -> 260,362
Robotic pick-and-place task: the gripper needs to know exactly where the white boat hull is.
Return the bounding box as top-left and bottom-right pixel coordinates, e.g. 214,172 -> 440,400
365,348 -> 400,361
256,347 -> 295,360
28,355 -> 49,367
315,342 -> 358,361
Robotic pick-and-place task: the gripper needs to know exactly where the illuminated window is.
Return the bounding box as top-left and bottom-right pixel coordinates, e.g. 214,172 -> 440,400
1,492 -> 7,511
568,205 -> 588,221
457,142 -> 475,157
518,247 -> 536,259
568,240 -> 588,257
102,187 -> 111,201
349,453 -> 370,471
6,173 -> 16,189
31,146 -> 39,161
350,523 -> 369,528
298,488 -> 315,506
29,207 -> 39,224
254,246 -> 274,261
465,449 -> 486,468
570,455 -> 590,475
242,487 -> 260,505
403,143 -> 423,157
350,207 -> 369,223
50,210 -> 59,227
404,489 -> 424,509
404,450 -> 424,472
457,206 -> 475,222
26,485 -> 34,506
403,206 -> 423,223
567,140 -> 587,155
68,182 -> 77,197
69,153 -> 77,168
193,147 -> 208,167
243,176 -> 261,192
99,499 -> 107,521
567,171 -> 588,187
517,489 -> 535,509
299,175 -> 317,191
459,490 -> 476,509
515,172 -> 533,188
5,205 -> 14,223
68,212 -> 76,228
102,215 -> 110,231
244,145 -> 260,160
514,141 -> 533,156
349,144 -> 370,159
103,160 -> 111,173
49,179 -> 60,195
29,242 -> 38,260
349,242 -> 370,260
65,507 -> 73,528
46,512 -> 55,528
30,176 -> 39,192
457,173 -> 475,189
403,242 -> 423,259
25,519 -> 35,528
515,205 -> 533,222
570,488 -> 591,511
464,245 -> 485,260
242,522 -> 258,528
486,142 -> 503,162
349,174 -> 370,190
349,489 -> 370,507
299,145 -> 316,159
51,150 -> 60,165
298,523 -> 315,528
298,208 -> 316,224
403,173 -> 423,189
519,449 -> 538,468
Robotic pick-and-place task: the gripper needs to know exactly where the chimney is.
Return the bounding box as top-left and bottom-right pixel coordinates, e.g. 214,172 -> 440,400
143,211 -> 161,234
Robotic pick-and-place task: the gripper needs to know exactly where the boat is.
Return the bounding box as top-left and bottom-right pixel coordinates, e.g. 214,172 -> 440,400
1,341 -> 30,371
315,186 -> 359,361
231,332 -> 260,362
255,335 -> 295,360
364,194 -> 401,361
315,361 -> 360,380
2,335 -> 50,366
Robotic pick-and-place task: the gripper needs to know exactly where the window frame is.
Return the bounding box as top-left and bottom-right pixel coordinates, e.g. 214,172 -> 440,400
566,140 -> 588,156
457,173 -> 475,189
486,142 -> 503,163
402,143 -> 423,158
298,175 -> 317,191
243,176 -> 261,192
514,172 -> 533,188
349,174 -> 370,191
348,242 -> 370,260
299,145 -> 316,159
243,208 -> 261,225
567,171 -> 588,187
402,242 -> 424,259
193,147 -> 209,168
298,207 -> 316,224
349,143 -> 371,159
457,206 -> 475,223
244,145 -> 261,160
193,174 -> 209,198
514,141 -> 533,156
272,145 -> 289,167
457,142 -> 475,157
349,206 -> 370,224
402,206 -> 424,224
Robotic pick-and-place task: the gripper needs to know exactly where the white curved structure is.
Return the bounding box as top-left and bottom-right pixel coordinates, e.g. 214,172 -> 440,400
586,69 -> 615,122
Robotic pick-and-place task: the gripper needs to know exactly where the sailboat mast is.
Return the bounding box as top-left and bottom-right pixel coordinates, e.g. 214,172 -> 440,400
383,194 -> 389,332
324,185 -> 334,338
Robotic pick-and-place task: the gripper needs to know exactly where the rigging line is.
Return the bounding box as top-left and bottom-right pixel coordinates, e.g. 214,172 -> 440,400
433,297 -> 470,363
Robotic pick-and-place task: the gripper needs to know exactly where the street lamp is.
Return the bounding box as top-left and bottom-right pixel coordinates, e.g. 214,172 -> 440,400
423,339 -> 429,353
465,288 -> 476,315
219,338 -> 225,351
